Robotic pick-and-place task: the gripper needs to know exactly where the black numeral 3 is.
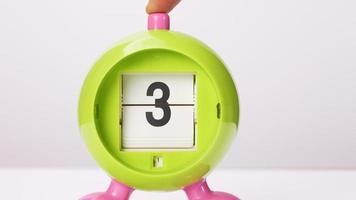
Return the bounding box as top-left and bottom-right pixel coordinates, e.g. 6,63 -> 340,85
146,82 -> 171,127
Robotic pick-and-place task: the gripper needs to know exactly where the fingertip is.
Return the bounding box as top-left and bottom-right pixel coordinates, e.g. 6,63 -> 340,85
146,0 -> 181,14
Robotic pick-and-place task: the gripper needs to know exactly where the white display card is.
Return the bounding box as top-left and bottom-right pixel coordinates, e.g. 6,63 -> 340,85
121,74 -> 196,150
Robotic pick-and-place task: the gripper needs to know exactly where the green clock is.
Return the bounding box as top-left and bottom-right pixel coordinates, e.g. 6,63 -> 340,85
79,13 -> 239,200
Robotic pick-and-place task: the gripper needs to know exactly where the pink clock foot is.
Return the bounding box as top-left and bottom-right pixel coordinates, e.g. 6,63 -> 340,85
183,179 -> 239,200
80,179 -> 134,200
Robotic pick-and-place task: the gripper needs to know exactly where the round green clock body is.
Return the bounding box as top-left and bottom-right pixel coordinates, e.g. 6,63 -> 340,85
78,30 -> 239,191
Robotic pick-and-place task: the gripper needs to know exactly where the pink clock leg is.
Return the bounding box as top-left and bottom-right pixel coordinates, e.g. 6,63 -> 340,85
80,179 -> 134,200
183,179 -> 239,200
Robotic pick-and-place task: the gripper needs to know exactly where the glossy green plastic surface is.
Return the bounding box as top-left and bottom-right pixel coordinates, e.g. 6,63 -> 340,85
78,30 -> 239,191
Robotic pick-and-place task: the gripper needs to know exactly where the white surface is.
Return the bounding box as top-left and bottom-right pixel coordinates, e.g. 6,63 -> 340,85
122,74 -> 195,104
0,169 -> 355,200
122,106 -> 195,149
0,0 -> 356,168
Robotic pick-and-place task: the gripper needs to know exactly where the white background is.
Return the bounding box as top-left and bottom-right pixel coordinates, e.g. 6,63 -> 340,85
0,0 -> 355,169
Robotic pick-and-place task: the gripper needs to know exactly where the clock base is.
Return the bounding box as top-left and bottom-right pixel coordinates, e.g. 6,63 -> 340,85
80,179 -> 134,200
80,178 -> 239,200
184,179 -> 239,200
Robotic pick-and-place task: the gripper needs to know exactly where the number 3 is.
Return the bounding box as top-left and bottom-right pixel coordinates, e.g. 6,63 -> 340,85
146,82 -> 171,127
